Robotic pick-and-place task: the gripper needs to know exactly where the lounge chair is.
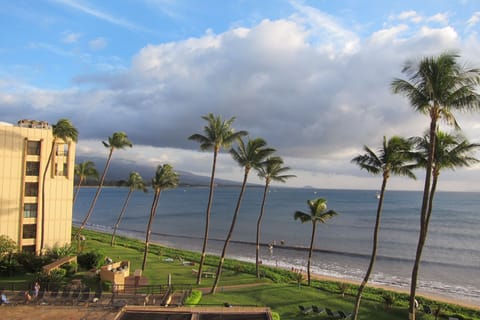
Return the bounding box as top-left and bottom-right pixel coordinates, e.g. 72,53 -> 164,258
298,305 -> 313,314
338,310 -> 352,319
326,308 -> 340,318
312,305 -> 324,314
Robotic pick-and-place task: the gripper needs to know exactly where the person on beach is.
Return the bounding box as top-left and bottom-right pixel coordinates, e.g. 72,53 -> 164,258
1,290 -> 9,305
24,290 -> 32,303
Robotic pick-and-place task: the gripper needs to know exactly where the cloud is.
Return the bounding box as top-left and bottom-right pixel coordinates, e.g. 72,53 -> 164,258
467,12 -> 480,28
89,37 -> 107,50
62,31 -> 82,43
51,0 -> 151,32
2,4 -> 480,190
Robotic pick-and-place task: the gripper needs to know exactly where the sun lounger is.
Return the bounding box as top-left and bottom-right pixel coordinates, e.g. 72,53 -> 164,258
312,305 -> 324,314
298,305 -> 312,314
338,310 -> 352,319
326,308 -> 341,318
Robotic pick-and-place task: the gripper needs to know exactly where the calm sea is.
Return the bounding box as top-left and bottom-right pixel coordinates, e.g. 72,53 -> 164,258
73,187 -> 480,304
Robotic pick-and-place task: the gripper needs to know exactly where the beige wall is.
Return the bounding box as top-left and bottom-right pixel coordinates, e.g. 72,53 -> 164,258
0,121 -> 76,254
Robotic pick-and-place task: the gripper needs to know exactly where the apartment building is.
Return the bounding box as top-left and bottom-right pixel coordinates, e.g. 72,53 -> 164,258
0,120 -> 76,254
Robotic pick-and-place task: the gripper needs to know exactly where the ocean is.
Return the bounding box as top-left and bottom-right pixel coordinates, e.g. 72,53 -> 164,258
73,186 -> 480,305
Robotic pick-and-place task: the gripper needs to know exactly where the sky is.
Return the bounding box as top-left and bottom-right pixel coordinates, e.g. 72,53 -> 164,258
1,0 -> 480,191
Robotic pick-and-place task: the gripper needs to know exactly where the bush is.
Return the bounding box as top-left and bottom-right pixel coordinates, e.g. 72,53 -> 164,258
61,262 -> 77,276
271,311 -> 280,320
16,252 -> 53,273
77,250 -> 103,270
184,290 -> 202,305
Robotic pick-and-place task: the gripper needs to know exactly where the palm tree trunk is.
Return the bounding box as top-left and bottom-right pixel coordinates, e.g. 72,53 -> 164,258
111,189 -> 133,246
73,176 -> 84,206
76,149 -> 113,238
256,181 -> 270,278
352,176 -> 388,320
211,169 -> 249,294
409,119 -> 437,320
197,149 -> 218,284
142,191 -> 160,271
306,222 -> 316,286
40,141 -> 55,253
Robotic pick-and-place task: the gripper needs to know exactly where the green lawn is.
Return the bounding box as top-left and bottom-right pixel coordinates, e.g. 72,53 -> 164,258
2,228 -> 479,320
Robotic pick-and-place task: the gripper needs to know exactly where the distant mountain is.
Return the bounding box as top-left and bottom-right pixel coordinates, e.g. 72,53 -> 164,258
75,155 -> 248,187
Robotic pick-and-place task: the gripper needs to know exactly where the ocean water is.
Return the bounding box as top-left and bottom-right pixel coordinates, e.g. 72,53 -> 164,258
73,186 -> 480,304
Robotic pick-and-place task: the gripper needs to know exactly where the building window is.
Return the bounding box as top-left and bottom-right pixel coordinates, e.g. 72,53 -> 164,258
24,203 -> 38,218
22,224 -> 37,239
56,143 -> 68,156
27,141 -> 41,155
63,162 -> 68,177
25,161 -> 40,176
22,245 -> 36,253
24,182 -> 38,197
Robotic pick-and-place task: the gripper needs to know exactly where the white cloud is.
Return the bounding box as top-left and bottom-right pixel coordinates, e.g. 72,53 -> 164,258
89,37 -> 107,50
62,31 -> 82,43
467,12 -> 480,28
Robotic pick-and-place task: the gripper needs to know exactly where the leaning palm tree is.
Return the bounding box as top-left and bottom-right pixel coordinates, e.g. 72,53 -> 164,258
141,164 -> 179,271
76,132 -> 132,238
210,137 -> 275,294
351,136 -> 416,320
413,131 -> 479,238
41,119 -> 78,252
391,51 -> 480,320
73,161 -> 99,205
188,113 -> 248,284
294,198 -> 338,286
111,172 -> 147,246
255,156 -> 295,278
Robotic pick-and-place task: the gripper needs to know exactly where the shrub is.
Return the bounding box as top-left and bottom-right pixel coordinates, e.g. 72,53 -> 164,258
184,290 -> 202,305
271,311 -> 280,320
16,252 -> 53,273
77,250 -> 103,270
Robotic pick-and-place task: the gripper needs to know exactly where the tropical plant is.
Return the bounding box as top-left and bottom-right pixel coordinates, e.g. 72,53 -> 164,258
41,119 -> 78,252
255,156 -> 295,278
391,51 -> 480,319
294,198 -> 338,286
350,136 -> 416,320
210,137 -> 275,293
188,113 -> 248,284
111,172 -> 148,246
73,161 -> 99,205
76,132 -> 132,238
142,164 -> 179,271
412,130 -> 479,246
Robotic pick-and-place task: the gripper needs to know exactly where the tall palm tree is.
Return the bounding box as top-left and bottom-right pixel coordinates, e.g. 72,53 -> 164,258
413,131 -> 479,238
350,136 -> 416,320
188,113 -> 248,284
294,198 -> 338,286
76,132 -> 132,238
73,161 -> 99,205
210,137 -> 275,293
391,51 -> 480,320
111,172 -> 147,246
41,119 -> 78,252
255,156 -> 295,278
141,164 -> 179,271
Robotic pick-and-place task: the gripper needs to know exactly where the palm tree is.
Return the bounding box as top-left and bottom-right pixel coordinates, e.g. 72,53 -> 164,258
255,156 -> 295,278
210,137 -> 275,293
391,51 -> 480,320
111,172 -> 147,246
413,131 -> 479,237
141,164 -> 179,271
76,132 -> 132,238
350,136 -> 416,320
73,161 -> 99,205
188,113 -> 248,284
294,198 -> 338,286
41,119 -> 78,252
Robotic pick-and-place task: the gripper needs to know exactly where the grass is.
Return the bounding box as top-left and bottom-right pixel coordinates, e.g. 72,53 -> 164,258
2,228 -> 479,320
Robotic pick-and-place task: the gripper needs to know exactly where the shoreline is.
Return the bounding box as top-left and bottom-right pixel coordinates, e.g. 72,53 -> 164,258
83,226 -> 480,311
